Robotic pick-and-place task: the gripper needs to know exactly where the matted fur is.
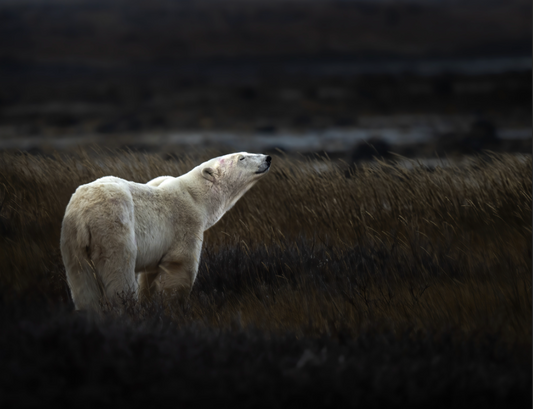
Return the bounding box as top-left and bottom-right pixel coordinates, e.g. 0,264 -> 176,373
60,152 -> 271,313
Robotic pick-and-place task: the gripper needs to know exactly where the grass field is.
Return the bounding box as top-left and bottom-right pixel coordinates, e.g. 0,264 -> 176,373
0,149 -> 531,407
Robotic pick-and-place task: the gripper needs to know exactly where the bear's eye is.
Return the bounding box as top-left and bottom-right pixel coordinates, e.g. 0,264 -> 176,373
239,156 -> 245,161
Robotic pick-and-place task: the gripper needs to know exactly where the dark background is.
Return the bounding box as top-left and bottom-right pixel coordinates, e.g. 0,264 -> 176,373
0,2 -> 531,407
0,0 -> 531,158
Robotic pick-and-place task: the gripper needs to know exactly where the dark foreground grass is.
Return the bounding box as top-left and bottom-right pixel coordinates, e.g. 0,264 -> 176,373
1,293 -> 530,409
0,149 -> 531,407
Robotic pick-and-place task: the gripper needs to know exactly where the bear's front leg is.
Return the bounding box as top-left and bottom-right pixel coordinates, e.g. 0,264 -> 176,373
153,233 -> 203,307
155,258 -> 198,306
138,269 -> 160,303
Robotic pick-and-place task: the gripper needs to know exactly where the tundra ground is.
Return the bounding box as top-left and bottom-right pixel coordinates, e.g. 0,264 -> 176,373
0,150 -> 530,407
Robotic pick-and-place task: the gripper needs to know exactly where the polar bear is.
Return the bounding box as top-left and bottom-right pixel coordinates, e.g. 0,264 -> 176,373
60,152 -> 271,314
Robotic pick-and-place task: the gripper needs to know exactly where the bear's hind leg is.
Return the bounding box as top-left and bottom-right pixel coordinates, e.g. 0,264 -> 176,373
65,257 -> 105,314
94,231 -> 138,314
101,268 -> 138,313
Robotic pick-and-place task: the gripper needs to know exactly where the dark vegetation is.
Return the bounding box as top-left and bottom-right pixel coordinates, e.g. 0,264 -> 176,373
0,150 -> 531,407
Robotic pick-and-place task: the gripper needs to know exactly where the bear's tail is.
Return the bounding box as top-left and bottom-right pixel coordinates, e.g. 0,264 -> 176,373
60,214 -> 105,314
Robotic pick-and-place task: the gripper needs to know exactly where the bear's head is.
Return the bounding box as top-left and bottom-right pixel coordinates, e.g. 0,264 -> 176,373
198,152 -> 271,212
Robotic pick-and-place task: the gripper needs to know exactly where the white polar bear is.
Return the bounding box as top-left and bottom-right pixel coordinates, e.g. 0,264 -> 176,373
60,152 -> 271,314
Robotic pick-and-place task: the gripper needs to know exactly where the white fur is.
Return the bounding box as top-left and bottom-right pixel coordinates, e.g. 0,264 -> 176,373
60,152 -> 271,314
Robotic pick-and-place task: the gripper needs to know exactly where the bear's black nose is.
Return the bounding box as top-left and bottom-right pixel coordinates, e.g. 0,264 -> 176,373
266,156 -> 271,164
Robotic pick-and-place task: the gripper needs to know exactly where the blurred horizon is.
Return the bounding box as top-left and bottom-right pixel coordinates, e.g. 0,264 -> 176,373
0,0 -> 530,158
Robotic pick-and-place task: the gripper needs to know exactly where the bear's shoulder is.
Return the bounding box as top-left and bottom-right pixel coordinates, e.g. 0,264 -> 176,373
146,175 -> 174,187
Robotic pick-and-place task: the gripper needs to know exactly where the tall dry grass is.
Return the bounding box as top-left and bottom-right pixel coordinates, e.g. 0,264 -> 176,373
0,149 -> 531,345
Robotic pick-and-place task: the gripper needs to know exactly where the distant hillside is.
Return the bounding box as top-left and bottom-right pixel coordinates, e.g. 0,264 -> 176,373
0,0 -> 530,66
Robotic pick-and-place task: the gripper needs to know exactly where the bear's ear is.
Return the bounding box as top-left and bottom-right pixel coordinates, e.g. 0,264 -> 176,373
202,167 -> 216,183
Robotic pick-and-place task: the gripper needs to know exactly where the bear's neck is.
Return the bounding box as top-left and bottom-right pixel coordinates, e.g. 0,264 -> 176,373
175,170 -> 231,231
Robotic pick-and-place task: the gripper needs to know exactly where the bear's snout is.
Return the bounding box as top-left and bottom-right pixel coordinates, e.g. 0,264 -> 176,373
255,155 -> 271,174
